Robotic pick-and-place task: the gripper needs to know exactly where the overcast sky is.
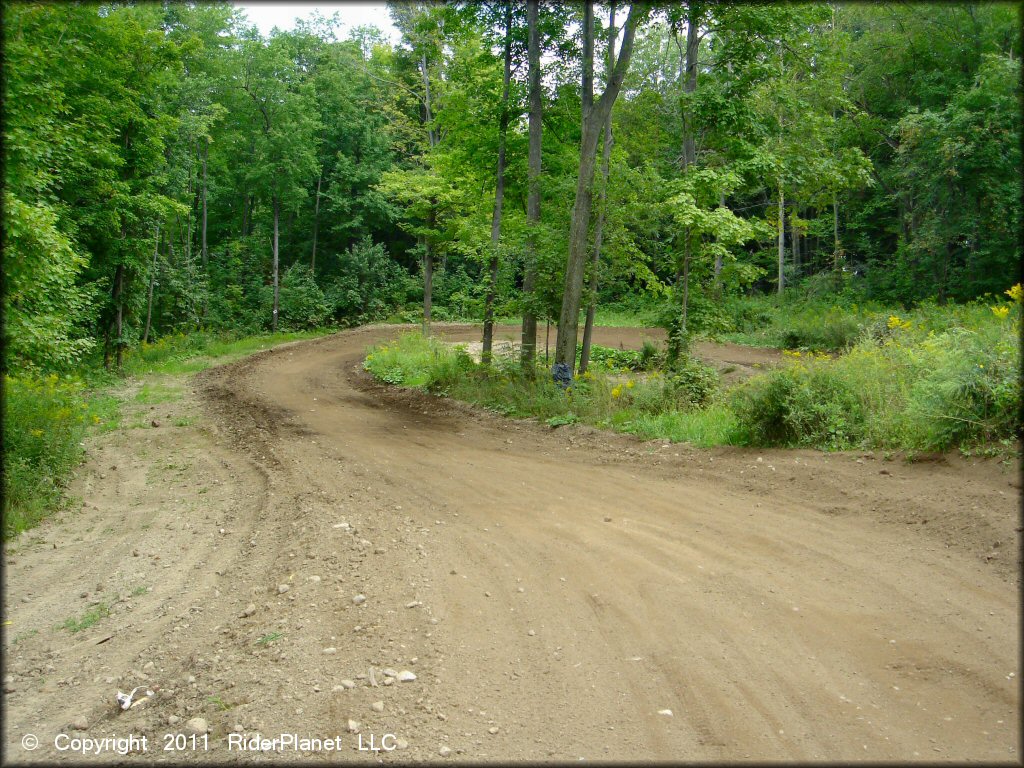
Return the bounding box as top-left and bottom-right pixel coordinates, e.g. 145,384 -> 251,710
233,2 -> 399,42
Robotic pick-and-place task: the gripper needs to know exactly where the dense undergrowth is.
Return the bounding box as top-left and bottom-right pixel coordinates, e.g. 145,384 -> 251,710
365,290 -> 1022,456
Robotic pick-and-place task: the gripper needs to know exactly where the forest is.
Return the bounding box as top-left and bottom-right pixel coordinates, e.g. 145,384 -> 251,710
3,1 -> 1021,532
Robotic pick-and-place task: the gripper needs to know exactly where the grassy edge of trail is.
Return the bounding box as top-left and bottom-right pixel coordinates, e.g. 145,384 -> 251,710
2,329 -> 333,539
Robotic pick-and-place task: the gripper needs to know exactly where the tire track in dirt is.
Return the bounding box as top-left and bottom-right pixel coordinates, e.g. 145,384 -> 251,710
204,324 -> 1017,761
2,325 -> 1018,763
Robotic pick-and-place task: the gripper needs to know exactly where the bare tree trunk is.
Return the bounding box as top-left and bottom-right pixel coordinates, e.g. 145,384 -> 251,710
555,2 -> 641,372
832,192 -> 843,276
420,51 -> 437,149
777,184 -> 785,294
114,263 -> 125,370
713,190 -> 725,288
272,195 -> 280,332
422,240 -> 433,336
201,140 -> 208,270
580,2 -> 617,376
144,226 -> 160,345
521,0 -> 542,369
791,204 -> 800,278
483,1 -> 513,365
311,173 -> 322,271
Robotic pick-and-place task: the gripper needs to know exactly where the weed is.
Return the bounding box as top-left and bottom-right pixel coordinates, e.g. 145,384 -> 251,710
134,382 -> 182,404
207,695 -> 233,711
60,602 -> 110,633
255,632 -> 284,646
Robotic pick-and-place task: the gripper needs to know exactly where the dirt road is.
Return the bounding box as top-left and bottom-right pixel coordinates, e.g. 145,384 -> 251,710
3,324 -> 1020,762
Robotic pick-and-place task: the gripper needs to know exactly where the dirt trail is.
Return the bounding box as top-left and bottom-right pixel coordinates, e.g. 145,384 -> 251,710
3,324 -> 1020,763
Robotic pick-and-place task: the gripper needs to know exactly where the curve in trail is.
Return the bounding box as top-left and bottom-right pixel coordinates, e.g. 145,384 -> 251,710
199,324 -> 1019,762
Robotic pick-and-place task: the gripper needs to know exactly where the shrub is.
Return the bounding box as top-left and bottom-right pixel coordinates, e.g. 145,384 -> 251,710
324,237 -> 412,323
731,365 -> 864,449
666,356 -> 720,408
278,264 -> 330,330
3,374 -> 89,537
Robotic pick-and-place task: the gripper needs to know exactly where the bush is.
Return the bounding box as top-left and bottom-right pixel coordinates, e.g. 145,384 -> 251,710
3,374 -> 89,536
324,237 -> 413,324
278,264 -> 330,330
731,365 -> 864,449
666,355 -> 720,408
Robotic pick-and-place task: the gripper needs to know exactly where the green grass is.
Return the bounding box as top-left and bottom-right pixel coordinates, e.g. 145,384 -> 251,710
59,602 -> 110,633
365,293 -> 1021,455
616,405 -> 740,447
134,382 -> 182,404
2,373 -> 121,538
365,332 -> 743,447
124,329 -> 333,375
4,329 -> 333,540
255,632 -> 284,646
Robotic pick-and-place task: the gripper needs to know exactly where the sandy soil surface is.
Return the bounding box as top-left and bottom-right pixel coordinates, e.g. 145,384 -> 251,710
3,324 -> 1020,763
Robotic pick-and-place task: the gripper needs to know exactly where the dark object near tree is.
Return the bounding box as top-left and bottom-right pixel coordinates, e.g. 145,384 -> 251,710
551,362 -> 573,390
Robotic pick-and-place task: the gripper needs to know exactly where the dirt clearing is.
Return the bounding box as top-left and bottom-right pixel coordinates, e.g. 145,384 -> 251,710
3,324 -> 1019,762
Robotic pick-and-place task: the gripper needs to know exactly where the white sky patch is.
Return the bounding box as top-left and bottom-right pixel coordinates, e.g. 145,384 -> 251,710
233,2 -> 399,43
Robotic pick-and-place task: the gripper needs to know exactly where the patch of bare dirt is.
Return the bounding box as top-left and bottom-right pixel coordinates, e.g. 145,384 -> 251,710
2,324 -> 1019,763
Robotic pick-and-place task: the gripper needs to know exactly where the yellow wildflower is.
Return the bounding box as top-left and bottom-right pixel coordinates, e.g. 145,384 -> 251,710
887,315 -> 902,329
31,429 -> 43,437
991,305 -> 1010,319
1005,283 -> 1023,303
611,386 -> 622,399
626,380 -> 635,389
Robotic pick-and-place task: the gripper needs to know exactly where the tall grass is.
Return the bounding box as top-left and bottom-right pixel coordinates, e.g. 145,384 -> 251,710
364,332 -> 740,446
4,329 -> 335,538
1,374 -> 120,537
124,328 -> 333,375
365,291 -> 1021,456
731,300 -> 1021,451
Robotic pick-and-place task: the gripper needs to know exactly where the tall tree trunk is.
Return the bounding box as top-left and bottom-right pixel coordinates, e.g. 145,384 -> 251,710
521,0 -> 543,370
144,226 -> 160,345
201,140 -> 208,269
681,237 -> 690,339
580,2 -> 617,376
554,1 -> 641,372
791,204 -> 800,278
311,172 -> 322,271
272,195 -> 280,332
681,8 -> 699,171
200,140 -> 209,321
482,1 -> 513,365
422,241 -> 433,336
420,51 -> 437,149
713,190 -> 725,289
777,183 -> 785,294
113,263 -> 125,370
832,192 -> 844,280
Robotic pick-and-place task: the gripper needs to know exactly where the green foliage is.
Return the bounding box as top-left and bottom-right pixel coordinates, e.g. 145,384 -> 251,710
324,237 -> 413,323
365,294 -> 1019,455
2,374 -> 99,537
2,194 -> 95,370
124,329 -> 332,376
731,298 -> 1021,451
60,602 -> 111,633
277,264 -> 330,330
